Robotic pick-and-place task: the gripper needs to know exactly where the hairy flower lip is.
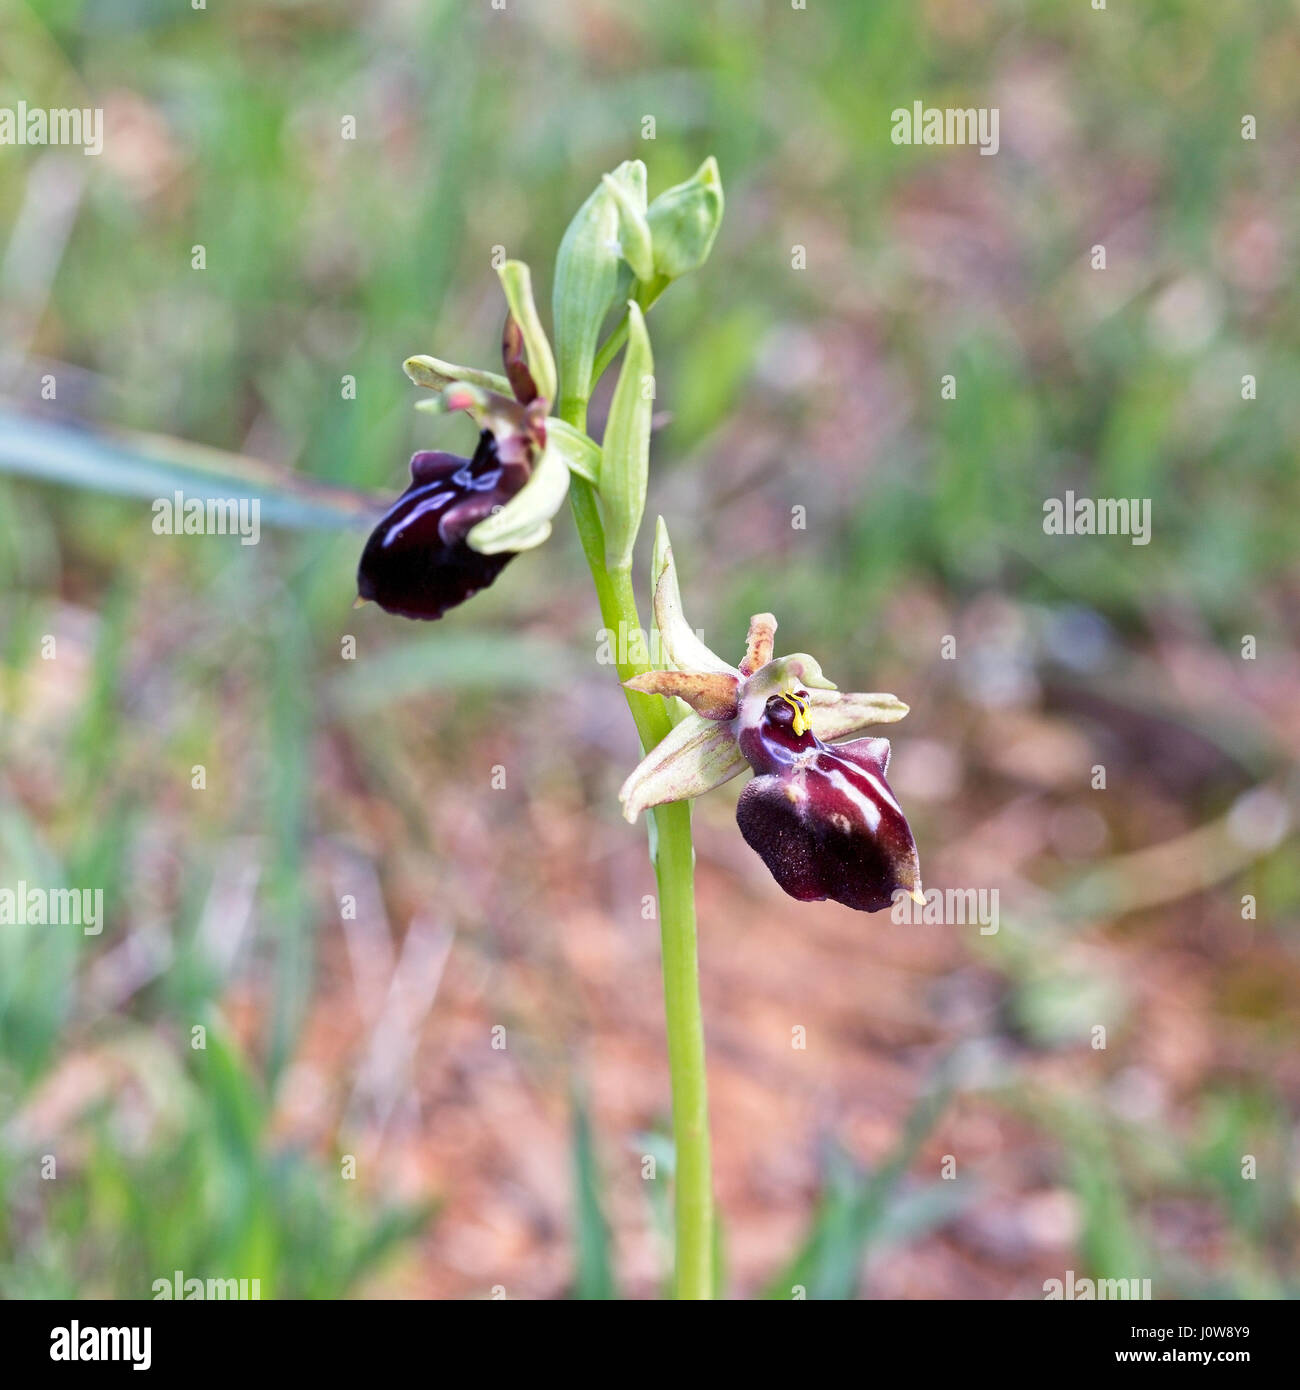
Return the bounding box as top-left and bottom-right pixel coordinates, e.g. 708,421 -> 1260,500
735,756 -> 922,912
621,650 -> 923,911
735,701 -> 922,912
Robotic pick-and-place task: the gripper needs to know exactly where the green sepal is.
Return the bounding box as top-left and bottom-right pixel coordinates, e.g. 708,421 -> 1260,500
404,355 -> 511,395
466,435 -> 570,556
649,516 -> 738,676
618,711 -> 748,823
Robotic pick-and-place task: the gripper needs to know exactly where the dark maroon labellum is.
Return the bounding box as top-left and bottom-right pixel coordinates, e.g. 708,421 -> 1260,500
356,431 -> 529,620
735,691 -> 921,913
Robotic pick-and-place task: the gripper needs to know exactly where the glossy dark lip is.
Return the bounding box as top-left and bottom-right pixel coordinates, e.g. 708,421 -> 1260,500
733,698 -> 920,912
356,431 -> 528,621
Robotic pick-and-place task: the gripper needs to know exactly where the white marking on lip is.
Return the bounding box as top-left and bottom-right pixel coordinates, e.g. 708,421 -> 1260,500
822,766 -> 881,833
859,768 -> 902,816
382,488 -> 457,546
818,756 -> 903,835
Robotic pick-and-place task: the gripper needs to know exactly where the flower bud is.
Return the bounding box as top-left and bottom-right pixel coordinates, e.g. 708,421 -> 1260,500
553,160 -> 646,417
601,171 -> 654,283
645,157 -> 724,282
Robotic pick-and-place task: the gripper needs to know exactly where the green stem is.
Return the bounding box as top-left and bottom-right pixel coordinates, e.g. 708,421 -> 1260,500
647,794 -> 713,1300
564,419 -> 714,1300
589,276 -> 669,388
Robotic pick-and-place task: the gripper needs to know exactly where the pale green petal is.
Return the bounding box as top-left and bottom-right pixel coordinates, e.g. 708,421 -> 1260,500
466,437 -> 569,555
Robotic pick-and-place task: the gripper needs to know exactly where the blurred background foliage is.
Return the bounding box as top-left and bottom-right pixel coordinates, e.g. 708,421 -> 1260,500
1,0 -> 1298,1297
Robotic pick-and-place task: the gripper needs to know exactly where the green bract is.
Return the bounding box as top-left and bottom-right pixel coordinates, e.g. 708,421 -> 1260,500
600,303 -> 654,572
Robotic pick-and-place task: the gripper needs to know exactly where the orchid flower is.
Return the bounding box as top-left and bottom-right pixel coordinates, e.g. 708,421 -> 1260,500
356,266 -> 599,620
620,520 -> 923,912
357,161 -> 721,622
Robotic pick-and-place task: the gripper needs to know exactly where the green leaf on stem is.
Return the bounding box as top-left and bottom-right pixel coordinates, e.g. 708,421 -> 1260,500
600,302 -> 654,572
